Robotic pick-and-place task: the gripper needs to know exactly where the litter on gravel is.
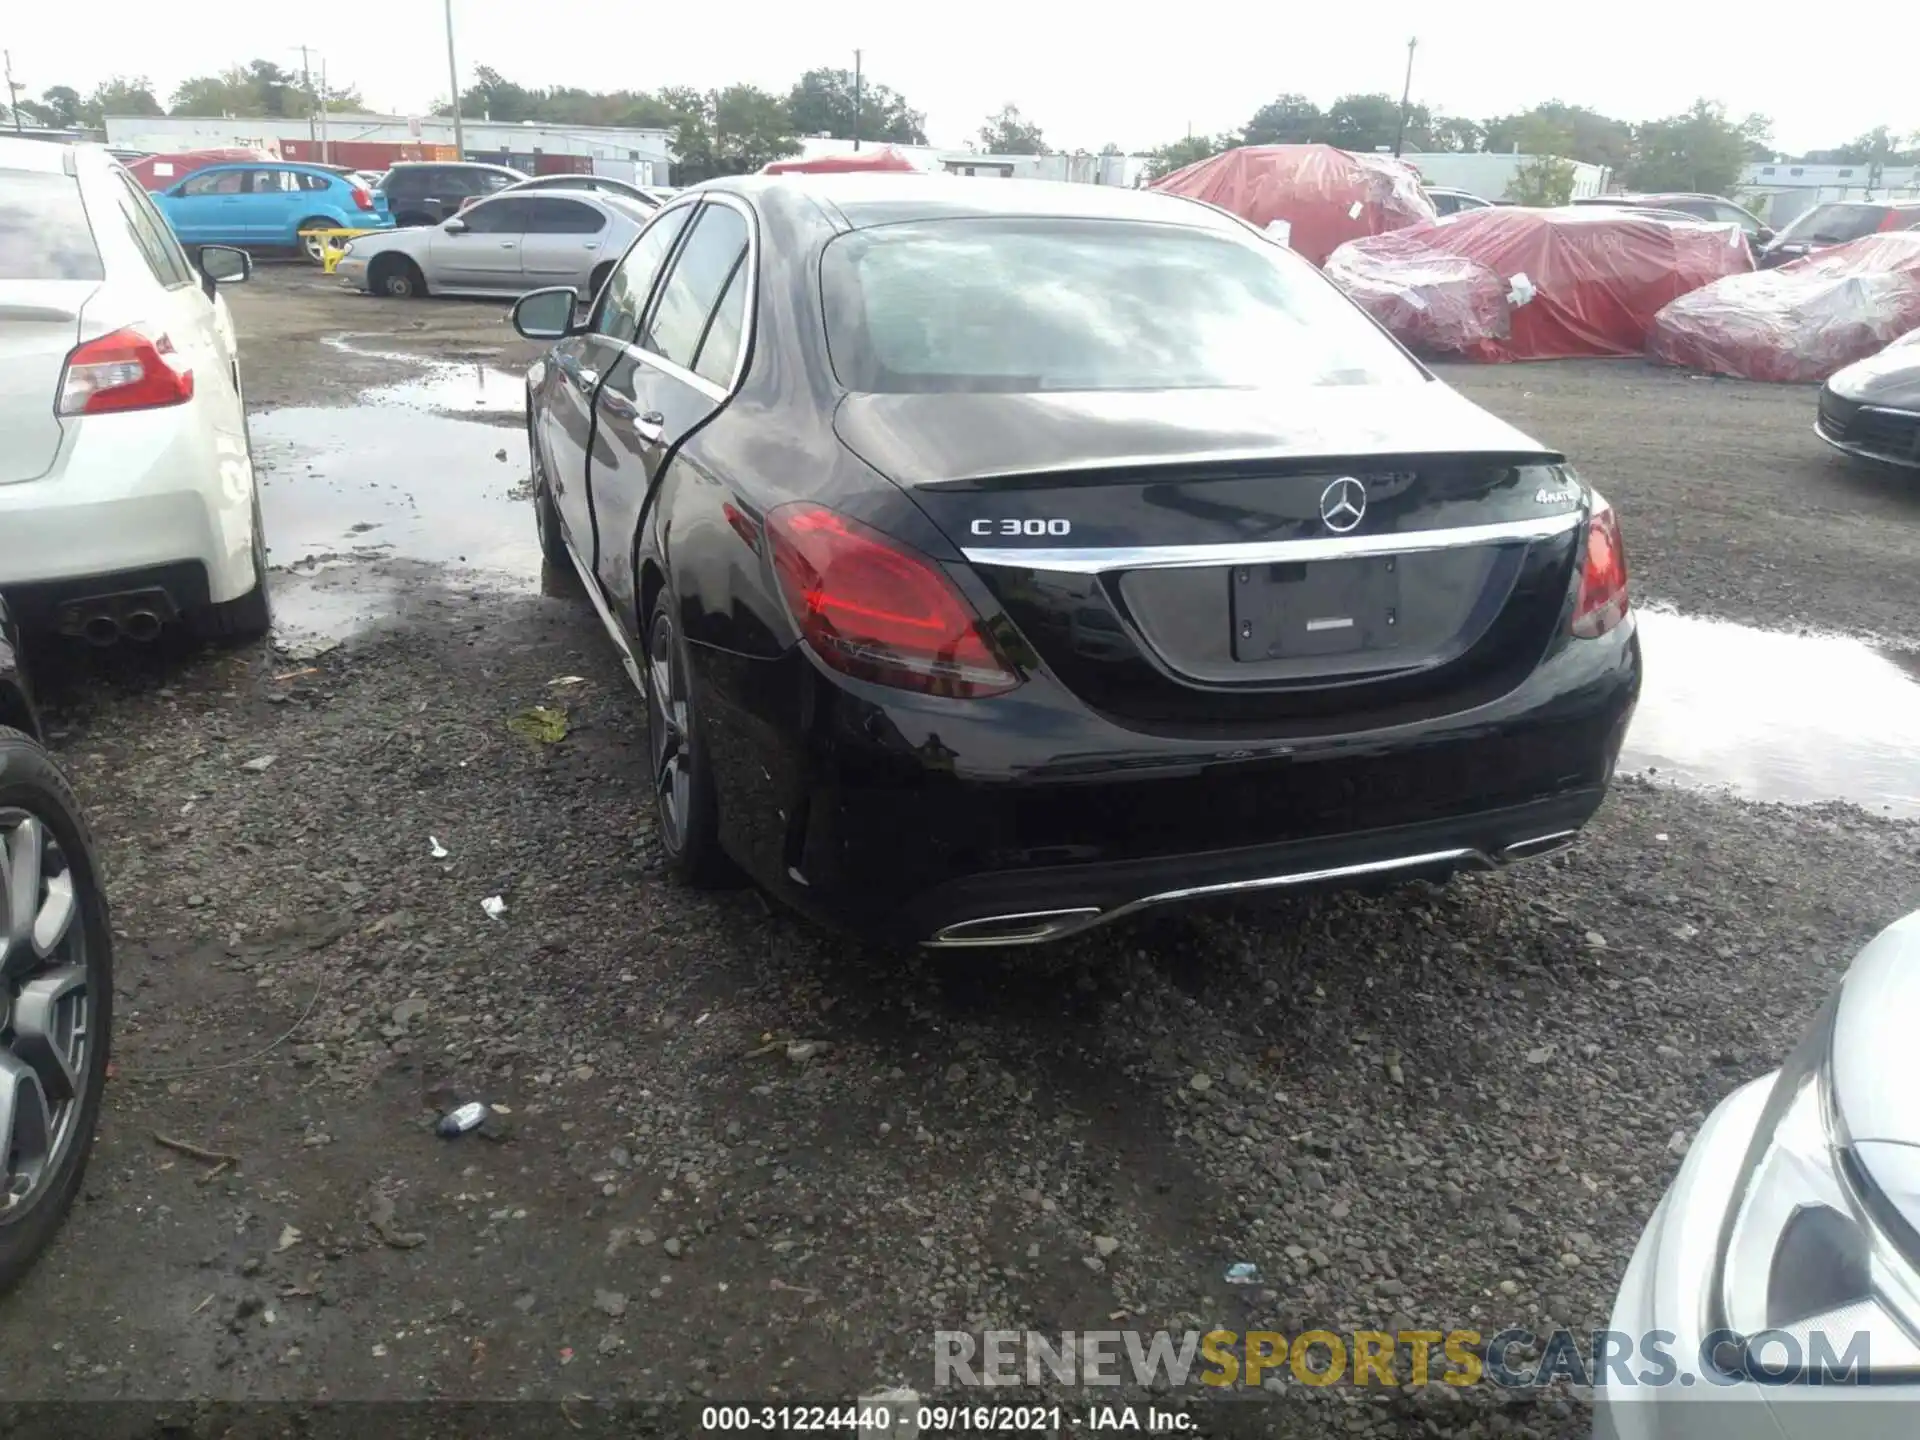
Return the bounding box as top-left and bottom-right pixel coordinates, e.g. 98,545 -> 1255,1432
481,895 -> 507,920
436,1102 -> 488,1137
1224,1262 -> 1261,1285
506,706 -> 569,743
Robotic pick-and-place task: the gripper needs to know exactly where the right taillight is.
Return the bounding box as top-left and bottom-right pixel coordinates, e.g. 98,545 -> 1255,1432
1571,499 -> 1629,638
57,326 -> 194,416
765,502 -> 1020,698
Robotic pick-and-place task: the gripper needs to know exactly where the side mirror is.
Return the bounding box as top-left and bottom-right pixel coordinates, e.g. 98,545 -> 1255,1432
442,216 -> 468,234
513,286 -> 583,340
199,245 -> 251,284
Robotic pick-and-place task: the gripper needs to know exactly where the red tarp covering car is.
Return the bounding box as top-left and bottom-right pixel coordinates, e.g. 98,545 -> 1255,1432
1324,206 -> 1753,361
125,147 -> 280,191
1148,144 -> 1434,267
762,146 -> 924,175
1647,232 -> 1920,383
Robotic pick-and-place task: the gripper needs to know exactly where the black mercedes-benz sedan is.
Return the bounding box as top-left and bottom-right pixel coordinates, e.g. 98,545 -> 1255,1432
513,175 -> 1641,946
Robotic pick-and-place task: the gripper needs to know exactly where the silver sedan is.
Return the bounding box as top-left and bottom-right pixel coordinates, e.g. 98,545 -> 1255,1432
334,190 -> 651,300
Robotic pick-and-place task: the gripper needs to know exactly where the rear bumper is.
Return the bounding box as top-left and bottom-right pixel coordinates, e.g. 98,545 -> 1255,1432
0,402 -> 258,611
697,616 -> 1641,944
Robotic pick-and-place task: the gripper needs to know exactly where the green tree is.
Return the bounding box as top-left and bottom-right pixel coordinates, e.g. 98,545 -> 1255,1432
665,84 -> 800,183
1241,93 -> 1322,146
1427,115 -> 1485,153
1626,100 -> 1771,196
1324,93 -> 1429,152
1505,154 -> 1578,205
170,61 -> 354,119
978,104 -> 1048,155
787,67 -> 926,145
85,77 -> 163,124
37,85 -> 83,127
1143,134 -> 1232,179
1484,102 -> 1633,173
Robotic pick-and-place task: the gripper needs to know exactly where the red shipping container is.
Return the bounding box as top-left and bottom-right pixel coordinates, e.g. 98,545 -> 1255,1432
126,148 -> 278,191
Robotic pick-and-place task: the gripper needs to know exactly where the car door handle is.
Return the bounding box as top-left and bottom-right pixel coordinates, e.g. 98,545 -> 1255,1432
634,409 -> 665,444
575,366 -> 601,390
582,243 -> 600,251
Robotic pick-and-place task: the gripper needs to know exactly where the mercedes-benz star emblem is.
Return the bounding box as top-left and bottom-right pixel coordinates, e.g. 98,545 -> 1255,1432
1319,476 -> 1368,533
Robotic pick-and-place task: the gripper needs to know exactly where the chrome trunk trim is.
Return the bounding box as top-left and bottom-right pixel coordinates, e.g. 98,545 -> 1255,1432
961,510 -> 1583,574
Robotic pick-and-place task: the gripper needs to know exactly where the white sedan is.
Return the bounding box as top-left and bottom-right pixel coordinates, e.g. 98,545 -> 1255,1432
0,137 -> 268,643
334,189 -> 651,300
1597,910 -> 1920,1439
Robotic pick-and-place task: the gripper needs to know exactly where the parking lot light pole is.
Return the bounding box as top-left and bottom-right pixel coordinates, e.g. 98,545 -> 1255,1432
444,0 -> 465,159
852,49 -> 862,152
1392,36 -> 1417,157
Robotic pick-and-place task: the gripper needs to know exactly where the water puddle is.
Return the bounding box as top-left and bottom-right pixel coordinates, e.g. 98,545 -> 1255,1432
251,404 -> 541,655
321,335 -> 521,421
1623,608 -> 1920,819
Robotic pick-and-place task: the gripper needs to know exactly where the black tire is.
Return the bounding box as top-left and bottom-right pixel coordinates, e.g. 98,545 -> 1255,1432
530,433 -> 570,568
588,262 -> 613,300
643,591 -> 726,885
296,218 -> 334,265
192,488 -> 272,644
370,254 -> 427,299
0,728 -> 113,1297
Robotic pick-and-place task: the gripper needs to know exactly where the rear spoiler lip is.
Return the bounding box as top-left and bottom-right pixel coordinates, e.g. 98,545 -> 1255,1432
907,448 -> 1569,491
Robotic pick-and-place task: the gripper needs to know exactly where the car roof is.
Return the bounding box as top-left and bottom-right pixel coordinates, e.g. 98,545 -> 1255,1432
709,173 -> 1249,234
388,160 -> 517,171
0,136 -> 78,173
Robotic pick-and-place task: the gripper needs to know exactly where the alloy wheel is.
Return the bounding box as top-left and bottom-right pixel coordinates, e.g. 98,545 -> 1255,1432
0,809 -> 90,1226
646,613 -> 693,855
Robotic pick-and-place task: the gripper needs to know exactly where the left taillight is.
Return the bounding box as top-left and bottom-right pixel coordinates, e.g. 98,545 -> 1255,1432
350,185 -> 373,210
56,327 -> 194,416
1570,498 -> 1629,639
765,502 -> 1021,698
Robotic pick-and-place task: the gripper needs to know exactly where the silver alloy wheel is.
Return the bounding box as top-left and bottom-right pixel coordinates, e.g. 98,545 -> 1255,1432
0,809 -> 89,1226
301,232 -> 326,263
646,612 -> 692,854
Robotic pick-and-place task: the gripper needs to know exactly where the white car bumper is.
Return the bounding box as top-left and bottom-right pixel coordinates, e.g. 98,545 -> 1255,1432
335,255 -> 371,290
1596,1078 -> 1920,1440
0,400 -> 258,612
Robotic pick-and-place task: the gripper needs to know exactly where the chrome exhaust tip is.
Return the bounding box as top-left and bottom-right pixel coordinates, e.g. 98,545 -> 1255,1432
1502,830 -> 1579,862
121,609 -> 163,643
926,908 -> 1103,948
80,614 -> 121,648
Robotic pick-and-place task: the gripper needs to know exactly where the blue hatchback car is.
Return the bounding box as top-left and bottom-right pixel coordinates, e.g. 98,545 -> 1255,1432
152,162 -> 392,258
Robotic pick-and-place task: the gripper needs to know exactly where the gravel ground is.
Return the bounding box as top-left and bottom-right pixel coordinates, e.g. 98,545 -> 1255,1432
3,267 -> 1918,1437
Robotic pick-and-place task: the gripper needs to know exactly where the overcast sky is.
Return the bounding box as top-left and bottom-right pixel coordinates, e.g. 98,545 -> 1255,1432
6,0 -> 1915,155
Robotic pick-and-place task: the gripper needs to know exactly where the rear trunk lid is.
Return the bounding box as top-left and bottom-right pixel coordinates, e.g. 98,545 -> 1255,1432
835,385 -> 1585,726
0,283 -> 93,485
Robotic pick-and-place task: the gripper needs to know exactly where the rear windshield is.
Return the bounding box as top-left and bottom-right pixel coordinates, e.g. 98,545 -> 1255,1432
1778,203 -> 1890,245
819,218 -> 1421,394
0,168 -> 104,281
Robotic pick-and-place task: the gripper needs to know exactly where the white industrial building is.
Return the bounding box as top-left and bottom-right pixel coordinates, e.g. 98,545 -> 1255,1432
1736,160 -> 1920,228
1396,151 -> 1610,202
784,136 -> 1148,186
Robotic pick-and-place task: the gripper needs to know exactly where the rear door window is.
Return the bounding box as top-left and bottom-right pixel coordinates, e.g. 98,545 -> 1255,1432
592,202 -> 694,344
0,167 -> 104,280
691,259 -> 748,387
181,168 -> 246,196
642,202 -> 749,373
525,198 -> 605,235
461,197 -> 534,234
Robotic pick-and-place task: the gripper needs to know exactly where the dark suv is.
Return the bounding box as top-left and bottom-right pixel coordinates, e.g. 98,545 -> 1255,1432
376,162 -> 527,227
1759,200 -> 1920,267
1572,192 -> 1774,256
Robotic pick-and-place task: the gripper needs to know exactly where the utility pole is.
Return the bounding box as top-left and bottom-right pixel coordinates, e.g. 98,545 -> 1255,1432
3,51 -> 23,133
319,58 -> 330,163
299,44 -> 316,144
852,49 -> 863,151
1392,37 -> 1417,158
443,0 -> 464,158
